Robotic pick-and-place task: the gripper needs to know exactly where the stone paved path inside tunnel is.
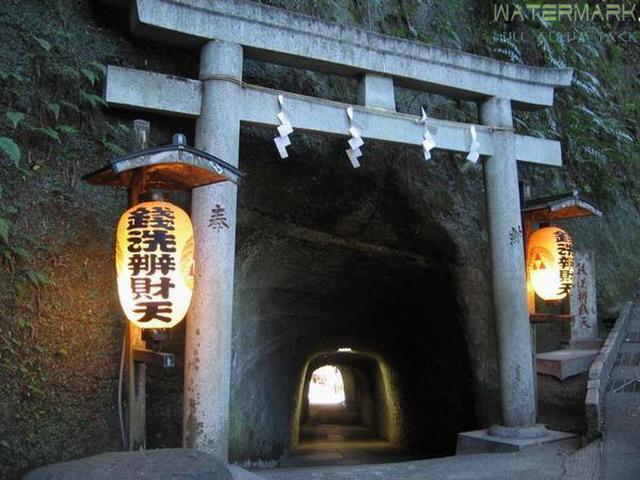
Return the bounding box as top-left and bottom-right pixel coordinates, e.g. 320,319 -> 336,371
253,437 -> 599,480
278,424 -> 423,468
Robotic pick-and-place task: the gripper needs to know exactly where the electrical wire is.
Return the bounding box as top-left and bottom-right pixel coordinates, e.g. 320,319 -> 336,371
118,325 -> 127,449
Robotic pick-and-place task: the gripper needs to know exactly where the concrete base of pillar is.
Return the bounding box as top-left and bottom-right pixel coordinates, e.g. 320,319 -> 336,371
456,426 -> 576,454
487,424 -> 548,439
229,465 -> 265,480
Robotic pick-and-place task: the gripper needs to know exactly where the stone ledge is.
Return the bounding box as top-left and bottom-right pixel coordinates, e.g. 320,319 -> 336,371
536,349 -> 599,381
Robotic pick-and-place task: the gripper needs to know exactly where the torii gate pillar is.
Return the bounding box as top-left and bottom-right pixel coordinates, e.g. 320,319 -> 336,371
183,40 -> 243,459
480,97 -> 538,434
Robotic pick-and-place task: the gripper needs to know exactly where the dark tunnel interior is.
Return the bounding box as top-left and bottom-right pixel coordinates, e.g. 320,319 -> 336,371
228,136 -> 479,464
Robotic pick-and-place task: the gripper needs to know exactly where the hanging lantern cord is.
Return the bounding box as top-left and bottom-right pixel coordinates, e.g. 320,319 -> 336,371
117,326 -> 127,448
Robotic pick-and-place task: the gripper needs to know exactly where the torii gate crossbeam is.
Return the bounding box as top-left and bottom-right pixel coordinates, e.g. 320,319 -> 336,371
105,66 -> 563,167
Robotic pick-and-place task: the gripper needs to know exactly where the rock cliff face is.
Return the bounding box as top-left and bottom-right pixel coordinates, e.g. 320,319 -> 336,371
1,0 -> 638,477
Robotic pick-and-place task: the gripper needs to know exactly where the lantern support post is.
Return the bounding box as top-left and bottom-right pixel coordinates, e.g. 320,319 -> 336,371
125,119 -> 151,451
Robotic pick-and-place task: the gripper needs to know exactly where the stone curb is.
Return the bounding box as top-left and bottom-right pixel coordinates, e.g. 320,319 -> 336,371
585,296 -> 636,440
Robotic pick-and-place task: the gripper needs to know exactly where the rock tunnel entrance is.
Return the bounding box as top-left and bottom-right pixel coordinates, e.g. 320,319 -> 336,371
230,141 -> 479,465
302,356 -> 389,437
287,351 -> 410,466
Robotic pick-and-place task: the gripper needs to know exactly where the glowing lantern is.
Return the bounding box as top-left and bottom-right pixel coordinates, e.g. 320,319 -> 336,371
527,226 -> 574,301
115,201 -> 194,329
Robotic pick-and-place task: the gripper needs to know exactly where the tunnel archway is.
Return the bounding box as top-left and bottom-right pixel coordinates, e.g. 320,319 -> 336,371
230,145 -> 479,464
293,351 -> 401,451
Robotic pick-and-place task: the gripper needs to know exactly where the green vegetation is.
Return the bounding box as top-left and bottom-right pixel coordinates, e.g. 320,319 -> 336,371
0,3 -> 128,477
0,0 -> 638,478
481,8 -> 639,205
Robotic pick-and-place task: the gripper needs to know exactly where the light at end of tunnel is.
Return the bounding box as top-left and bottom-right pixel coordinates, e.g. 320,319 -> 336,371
308,365 -> 346,406
337,347 -> 353,353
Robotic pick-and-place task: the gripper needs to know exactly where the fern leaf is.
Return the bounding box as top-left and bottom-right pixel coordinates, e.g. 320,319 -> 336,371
81,68 -> 98,85
35,127 -> 61,143
32,36 -> 52,53
535,32 -> 565,68
0,218 -> 10,244
11,246 -> 30,260
80,90 -> 108,109
572,78 -> 602,99
23,270 -> 51,288
89,61 -> 107,76
615,131 -> 634,143
56,65 -> 80,79
580,146 -> 609,164
5,112 -> 25,129
0,137 -> 21,165
581,71 -> 601,88
3,250 -> 15,270
572,70 -> 604,99
513,117 -> 528,130
56,125 -> 78,135
101,140 -> 126,156
0,71 -> 25,82
59,100 -> 80,113
47,102 -> 60,121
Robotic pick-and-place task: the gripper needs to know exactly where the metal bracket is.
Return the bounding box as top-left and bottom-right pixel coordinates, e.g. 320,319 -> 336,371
133,348 -> 176,368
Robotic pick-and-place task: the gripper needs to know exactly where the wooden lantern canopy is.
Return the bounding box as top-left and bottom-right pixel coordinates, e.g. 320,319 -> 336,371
84,133 -> 242,191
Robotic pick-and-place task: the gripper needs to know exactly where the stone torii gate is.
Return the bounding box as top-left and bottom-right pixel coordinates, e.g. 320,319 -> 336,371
100,0 -> 573,459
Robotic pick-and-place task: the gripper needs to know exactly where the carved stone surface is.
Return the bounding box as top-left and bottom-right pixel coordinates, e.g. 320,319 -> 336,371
570,250 -> 599,347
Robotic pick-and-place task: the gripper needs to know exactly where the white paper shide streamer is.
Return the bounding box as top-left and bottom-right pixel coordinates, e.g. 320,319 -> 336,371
345,107 -> 364,168
416,107 -> 436,161
212,163 -> 223,175
466,125 -> 480,164
274,94 -> 293,159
